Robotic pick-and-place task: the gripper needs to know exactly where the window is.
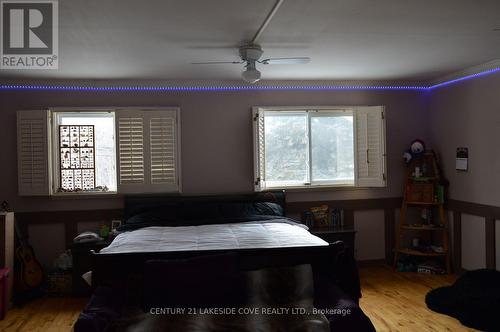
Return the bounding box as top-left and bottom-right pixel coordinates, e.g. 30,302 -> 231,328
54,112 -> 117,193
253,106 -> 386,190
16,108 -> 181,196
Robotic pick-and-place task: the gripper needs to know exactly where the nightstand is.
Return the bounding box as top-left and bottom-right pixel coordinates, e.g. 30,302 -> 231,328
310,226 -> 356,253
71,239 -> 112,296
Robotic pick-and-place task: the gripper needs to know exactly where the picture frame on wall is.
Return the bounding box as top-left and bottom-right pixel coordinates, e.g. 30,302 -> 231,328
456,147 -> 468,171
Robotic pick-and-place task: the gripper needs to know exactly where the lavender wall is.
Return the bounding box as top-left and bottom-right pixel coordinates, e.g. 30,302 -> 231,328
429,73 -> 500,206
429,72 -> 500,270
0,88 -> 430,212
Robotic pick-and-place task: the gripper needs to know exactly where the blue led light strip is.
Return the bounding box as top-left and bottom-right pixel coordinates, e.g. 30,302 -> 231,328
0,84 -> 427,91
0,67 -> 498,91
428,67 -> 500,90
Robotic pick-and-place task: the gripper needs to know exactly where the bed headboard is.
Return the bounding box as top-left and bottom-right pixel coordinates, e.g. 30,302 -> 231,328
123,190 -> 286,221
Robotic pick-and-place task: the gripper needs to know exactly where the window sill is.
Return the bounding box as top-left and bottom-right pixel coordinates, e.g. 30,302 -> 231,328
260,185 -> 375,193
50,191 -> 121,199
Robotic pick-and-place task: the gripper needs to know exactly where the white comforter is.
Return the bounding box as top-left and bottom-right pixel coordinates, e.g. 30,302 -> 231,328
100,221 -> 328,254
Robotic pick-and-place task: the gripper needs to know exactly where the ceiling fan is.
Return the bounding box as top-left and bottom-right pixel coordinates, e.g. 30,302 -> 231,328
191,0 -> 310,83
192,44 -> 310,83
192,44 -> 311,83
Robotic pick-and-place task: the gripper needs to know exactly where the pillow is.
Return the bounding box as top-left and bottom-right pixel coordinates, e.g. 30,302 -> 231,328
254,202 -> 284,217
121,201 -> 285,231
177,202 -> 222,220
124,206 -> 177,225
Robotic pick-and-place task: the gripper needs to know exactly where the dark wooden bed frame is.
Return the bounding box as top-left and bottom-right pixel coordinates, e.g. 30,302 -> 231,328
90,191 -> 341,290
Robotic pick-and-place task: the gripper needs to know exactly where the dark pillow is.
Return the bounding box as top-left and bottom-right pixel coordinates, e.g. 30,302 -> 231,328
218,202 -> 257,217
254,202 -> 284,217
177,202 -> 222,220
123,201 -> 284,230
124,206 -> 177,224
143,253 -> 246,311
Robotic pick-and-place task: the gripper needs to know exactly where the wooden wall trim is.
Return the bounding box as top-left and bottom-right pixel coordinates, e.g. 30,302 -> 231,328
286,197 -> 402,214
16,209 -> 123,247
448,199 -> 498,271
16,209 -> 123,225
448,199 -> 500,219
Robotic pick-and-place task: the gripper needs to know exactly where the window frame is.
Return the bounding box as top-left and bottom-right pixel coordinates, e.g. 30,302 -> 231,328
253,106 -> 386,191
50,108 -> 117,196
46,107 -> 181,196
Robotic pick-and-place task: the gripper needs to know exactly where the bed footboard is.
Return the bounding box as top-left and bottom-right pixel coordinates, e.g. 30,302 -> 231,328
91,242 -> 360,301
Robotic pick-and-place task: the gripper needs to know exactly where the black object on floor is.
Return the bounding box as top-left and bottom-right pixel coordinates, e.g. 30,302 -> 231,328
425,269 -> 500,331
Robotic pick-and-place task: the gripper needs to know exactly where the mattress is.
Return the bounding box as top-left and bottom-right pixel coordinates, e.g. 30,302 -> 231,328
100,221 -> 328,254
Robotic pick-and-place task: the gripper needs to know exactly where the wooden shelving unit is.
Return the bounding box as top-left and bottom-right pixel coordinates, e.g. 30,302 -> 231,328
393,151 -> 451,274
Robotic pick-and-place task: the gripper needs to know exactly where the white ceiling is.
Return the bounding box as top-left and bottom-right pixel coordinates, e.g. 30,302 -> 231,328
2,0 -> 500,81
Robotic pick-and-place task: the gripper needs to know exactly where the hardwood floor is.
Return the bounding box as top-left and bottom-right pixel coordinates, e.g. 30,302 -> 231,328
0,297 -> 87,332
0,266 -> 476,332
359,266 -> 477,331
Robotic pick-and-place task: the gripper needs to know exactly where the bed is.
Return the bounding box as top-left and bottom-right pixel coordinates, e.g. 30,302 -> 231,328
80,191 -> 375,332
91,191 -> 333,287
100,221 -> 328,254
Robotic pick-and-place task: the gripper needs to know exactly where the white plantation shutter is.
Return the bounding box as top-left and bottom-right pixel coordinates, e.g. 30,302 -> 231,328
17,110 -> 51,196
253,108 -> 267,191
118,116 -> 145,187
150,116 -> 177,186
355,106 -> 386,187
116,109 -> 180,193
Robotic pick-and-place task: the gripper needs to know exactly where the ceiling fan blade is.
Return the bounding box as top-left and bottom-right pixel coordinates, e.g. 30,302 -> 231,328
260,57 -> 311,65
191,61 -> 244,65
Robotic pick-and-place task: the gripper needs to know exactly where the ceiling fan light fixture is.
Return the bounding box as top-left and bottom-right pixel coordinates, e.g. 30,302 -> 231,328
242,68 -> 261,83
242,61 -> 261,83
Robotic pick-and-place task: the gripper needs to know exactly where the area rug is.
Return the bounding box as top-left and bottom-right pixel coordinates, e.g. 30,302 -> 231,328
425,269 -> 500,331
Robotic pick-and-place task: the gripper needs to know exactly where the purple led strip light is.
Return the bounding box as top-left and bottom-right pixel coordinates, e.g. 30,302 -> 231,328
0,67 -> 498,91
428,67 -> 500,89
0,84 -> 427,91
